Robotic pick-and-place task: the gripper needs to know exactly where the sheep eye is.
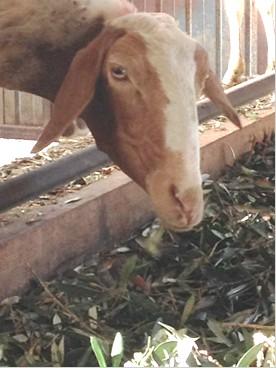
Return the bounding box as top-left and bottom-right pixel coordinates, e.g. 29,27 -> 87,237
111,66 -> 128,80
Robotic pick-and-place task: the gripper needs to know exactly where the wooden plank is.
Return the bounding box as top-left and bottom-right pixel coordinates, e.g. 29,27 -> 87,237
42,98 -> 52,125
0,172 -> 155,299
19,92 -> 35,126
132,0 -> 145,11
198,72 -> 275,121
0,124 -> 42,140
239,0 -> 246,77
0,88 -> 4,125
160,0 -> 175,15
250,0 -> 258,76
143,0 -> 157,12
257,11 -> 267,74
202,0 -> 217,71
14,92 -> 50,128
32,95 -> 51,127
216,0 -> 223,78
3,89 -> 17,125
191,0 -> 204,44
174,0 -> 186,31
201,110 -> 274,177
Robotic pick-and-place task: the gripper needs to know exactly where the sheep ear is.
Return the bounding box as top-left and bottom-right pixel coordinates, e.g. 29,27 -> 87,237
195,45 -> 241,128
31,27 -> 125,153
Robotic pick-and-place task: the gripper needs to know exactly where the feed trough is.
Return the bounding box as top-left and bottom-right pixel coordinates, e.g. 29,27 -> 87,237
0,121 -> 274,367
0,93 -> 274,300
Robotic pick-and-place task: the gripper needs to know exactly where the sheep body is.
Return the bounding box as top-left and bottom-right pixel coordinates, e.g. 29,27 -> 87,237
0,0 -> 135,47
0,0 -> 136,91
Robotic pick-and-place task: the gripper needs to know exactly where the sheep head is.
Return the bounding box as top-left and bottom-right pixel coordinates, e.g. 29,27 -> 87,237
31,13 -> 241,232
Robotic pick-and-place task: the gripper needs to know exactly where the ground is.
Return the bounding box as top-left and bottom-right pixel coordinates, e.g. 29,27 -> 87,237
0,139 -> 36,167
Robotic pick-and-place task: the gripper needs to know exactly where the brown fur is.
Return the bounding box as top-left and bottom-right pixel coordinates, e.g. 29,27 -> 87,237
31,27 -> 126,151
32,29 -> 169,188
194,45 -> 241,128
0,0 -> 136,135
0,3 -> 242,230
0,17 -> 105,99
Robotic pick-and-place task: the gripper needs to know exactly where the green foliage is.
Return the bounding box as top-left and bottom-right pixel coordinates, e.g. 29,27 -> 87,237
90,323 -> 275,367
90,337 -> 107,368
0,137 -> 274,367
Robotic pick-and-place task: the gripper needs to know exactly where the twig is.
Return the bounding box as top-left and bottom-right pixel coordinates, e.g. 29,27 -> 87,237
222,322 -> 275,331
30,268 -> 101,337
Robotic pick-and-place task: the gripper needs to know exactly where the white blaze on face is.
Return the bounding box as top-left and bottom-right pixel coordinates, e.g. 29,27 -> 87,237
110,13 -> 201,187
149,20 -> 201,186
109,13 -> 204,230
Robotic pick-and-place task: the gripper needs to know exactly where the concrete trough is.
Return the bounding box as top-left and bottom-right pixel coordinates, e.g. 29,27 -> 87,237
0,108 -> 274,301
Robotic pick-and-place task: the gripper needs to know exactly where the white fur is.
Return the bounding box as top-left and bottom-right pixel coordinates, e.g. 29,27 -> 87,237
110,13 -> 201,185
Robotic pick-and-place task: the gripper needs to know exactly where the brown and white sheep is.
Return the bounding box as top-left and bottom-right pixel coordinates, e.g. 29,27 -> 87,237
0,0 -> 241,231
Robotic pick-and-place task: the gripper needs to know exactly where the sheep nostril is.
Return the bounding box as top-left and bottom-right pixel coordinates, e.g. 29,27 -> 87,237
169,185 -> 199,226
170,184 -> 185,213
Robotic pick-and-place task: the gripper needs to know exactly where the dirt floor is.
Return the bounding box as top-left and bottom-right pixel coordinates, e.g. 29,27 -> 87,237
0,135 -> 118,227
0,135 -> 274,367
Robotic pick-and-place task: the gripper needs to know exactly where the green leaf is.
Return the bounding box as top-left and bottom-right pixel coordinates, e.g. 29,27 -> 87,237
136,226 -> 165,256
207,319 -> 232,347
90,336 -> 107,368
211,229 -> 225,240
88,305 -> 98,329
153,341 -> 177,365
111,332 -> 123,367
236,342 -> 264,367
240,165 -> 258,176
180,294 -> 196,326
118,255 -> 137,289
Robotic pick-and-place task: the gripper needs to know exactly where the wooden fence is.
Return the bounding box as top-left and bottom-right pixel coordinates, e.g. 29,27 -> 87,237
0,0 -> 271,139
0,90 -> 51,138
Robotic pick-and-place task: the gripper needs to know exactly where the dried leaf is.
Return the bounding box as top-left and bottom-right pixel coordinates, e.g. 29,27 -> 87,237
88,306 -> 98,329
52,313 -> 62,325
64,197 -> 81,204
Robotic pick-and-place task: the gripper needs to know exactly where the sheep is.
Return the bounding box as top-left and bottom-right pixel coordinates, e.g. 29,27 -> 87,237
0,0 -> 136,137
0,0 -> 241,231
223,0 -> 275,87
0,0 -> 136,95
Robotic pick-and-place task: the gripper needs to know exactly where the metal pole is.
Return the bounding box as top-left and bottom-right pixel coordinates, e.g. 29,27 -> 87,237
198,72 -> 275,122
0,146 -> 109,212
